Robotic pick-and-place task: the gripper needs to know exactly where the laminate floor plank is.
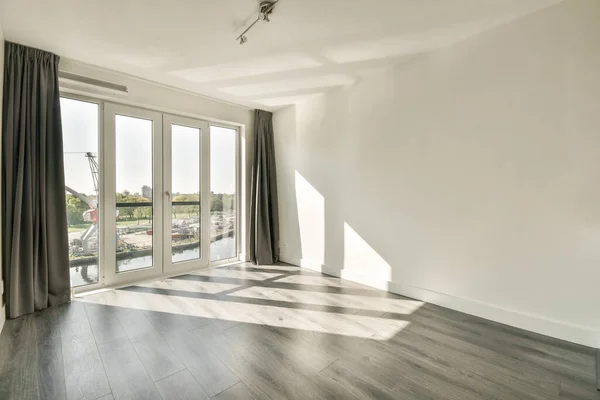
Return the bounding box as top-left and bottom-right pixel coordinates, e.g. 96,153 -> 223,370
596,349 -> 600,392
142,308 -> 212,333
32,308 -> 67,400
404,309 -> 597,392
112,307 -> 157,339
104,288 -> 185,383
225,321 -> 337,373
211,382 -> 257,400
129,329 -> 185,382
57,301 -> 89,323
94,395 -> 115,400
97,337 -> 161,400
320,359 -> 410,400
197,322 -> 364,400
413,305 -> 596,379
154,369 -> 210,400
60,307 -> 111,400
160,324 -> 239,397
369,320 -> 556,399
0,315 -> 37,400
192,323 -> 304,400
1,262 -> 597,400
0,310 -> 64,400
83,303 -> 127,345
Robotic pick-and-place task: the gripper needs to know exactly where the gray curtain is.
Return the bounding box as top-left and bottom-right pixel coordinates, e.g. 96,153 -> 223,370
249,110 -> 279,265
2,42 -> 70,319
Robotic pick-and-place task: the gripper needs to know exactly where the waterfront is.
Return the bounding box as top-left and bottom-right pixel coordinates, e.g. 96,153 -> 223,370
68,210 -> 236,287
70,236 -> 236,287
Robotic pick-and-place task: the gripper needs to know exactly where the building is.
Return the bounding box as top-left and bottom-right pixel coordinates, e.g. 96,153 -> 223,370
141,185 -> 152,200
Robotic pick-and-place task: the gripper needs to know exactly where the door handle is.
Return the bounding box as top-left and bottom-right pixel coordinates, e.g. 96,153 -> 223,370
165,190 -> 171,198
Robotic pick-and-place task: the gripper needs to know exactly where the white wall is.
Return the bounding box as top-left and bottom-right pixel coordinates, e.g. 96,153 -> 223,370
59,59 -> 255,260
274,0 -> 600,347
0,22 -> 5,332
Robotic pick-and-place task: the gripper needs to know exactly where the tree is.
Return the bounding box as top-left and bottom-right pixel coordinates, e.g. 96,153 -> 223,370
66,194 -> 88,226
117,191 -> 151,222
133,207 -> 147,223
222,194 -> 235,212
210,195 -> 223,212
184,194 -> 200,217
172,195 -> 185,219
173,194 -> 200,218
121,206 -> 134,220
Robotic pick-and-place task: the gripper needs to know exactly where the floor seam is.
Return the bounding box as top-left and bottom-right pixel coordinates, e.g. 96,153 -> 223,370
153,367 -> 188,384
318,358 -> 339,374
81,303 -> 114,400
209,380 -> 239,398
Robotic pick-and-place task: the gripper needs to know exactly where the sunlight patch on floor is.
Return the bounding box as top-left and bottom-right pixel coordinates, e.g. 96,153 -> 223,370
78,288 -> 415,339
231,286 -> 424,314
190,268 -> 282,280
135,278 -> 240,294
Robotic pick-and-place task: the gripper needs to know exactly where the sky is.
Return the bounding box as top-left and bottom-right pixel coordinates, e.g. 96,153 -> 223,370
61,98 -> 236,197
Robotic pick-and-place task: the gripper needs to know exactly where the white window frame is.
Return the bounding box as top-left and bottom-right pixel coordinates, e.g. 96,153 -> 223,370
60,92 -> 245,295
209,123 -> 242,266
162,114 -> 210,275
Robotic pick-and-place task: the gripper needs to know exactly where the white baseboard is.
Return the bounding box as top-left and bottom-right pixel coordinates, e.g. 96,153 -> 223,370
279,255 -> 300,266
279,255 -> 321,270
281,257 -> 599,348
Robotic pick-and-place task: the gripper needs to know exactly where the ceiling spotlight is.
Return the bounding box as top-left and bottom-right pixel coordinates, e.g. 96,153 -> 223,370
236,0 -> 278,44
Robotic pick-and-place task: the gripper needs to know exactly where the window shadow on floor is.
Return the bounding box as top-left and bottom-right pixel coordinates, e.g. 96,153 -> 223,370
0,263 -> 597,400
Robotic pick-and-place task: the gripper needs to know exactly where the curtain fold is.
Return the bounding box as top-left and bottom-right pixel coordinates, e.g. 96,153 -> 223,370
2,42 -> 70,319
249,109 -> 279,265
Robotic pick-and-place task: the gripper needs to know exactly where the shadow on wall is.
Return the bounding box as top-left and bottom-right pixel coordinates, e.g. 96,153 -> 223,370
289,169 -> 395,289
275,0 -> 600,350
273,105 -> 302,262
277,91 -> 401,291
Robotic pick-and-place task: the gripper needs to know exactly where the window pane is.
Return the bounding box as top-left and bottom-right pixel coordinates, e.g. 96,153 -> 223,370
171,124 -> 201,263
61,98 -> 100,287
115,115 -> 154,272
210,126 -> 237,261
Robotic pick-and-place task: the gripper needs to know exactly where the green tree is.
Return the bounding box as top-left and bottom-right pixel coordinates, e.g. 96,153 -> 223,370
66,194 -> 88,226
133,207 -> 150,223
117,191 -> 151,222
210,194 -> 223,212
185,194 -> 200,217
173,194 -> 200,218
173,194 -> 185,218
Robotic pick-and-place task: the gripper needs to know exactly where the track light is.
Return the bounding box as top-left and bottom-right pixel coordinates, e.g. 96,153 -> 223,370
236,0 -> 278,45
258,11 -> 270,22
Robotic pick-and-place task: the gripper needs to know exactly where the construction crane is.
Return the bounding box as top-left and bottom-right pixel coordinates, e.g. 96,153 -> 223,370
65,186 -> 97,222
86,152 -> 99,196
66,152 -> 100,254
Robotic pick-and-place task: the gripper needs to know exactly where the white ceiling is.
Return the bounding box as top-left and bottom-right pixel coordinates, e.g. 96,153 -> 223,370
0,0 -> 562,110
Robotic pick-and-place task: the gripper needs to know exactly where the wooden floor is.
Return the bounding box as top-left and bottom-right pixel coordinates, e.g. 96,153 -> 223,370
0,263 -> 598,399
